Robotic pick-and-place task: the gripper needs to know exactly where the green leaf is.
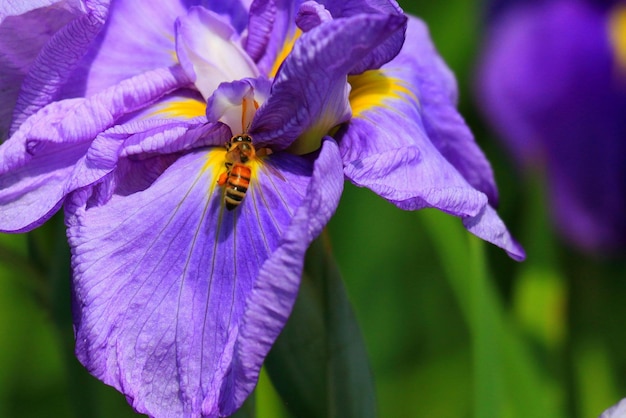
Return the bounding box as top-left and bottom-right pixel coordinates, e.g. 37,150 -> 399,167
420,209 -> 562,418
265,232 -> 377,418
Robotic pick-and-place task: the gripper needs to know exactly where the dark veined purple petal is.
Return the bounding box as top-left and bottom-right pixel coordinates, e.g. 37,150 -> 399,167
396,17 -> 498,204
3,0 -> 109,137
66,139 -> 343,417
317,0 -> 406,74
319,0 -> 403,20
250,12 -> 406,153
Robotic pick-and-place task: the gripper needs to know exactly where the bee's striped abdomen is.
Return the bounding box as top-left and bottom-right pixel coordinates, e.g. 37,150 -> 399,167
224,164 -> 251,210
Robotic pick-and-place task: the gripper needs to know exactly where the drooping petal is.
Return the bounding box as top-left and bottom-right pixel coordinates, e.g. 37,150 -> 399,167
395,17 -> 498,203
250,12 -> 406,153
4,0 -> 109,137
66,138 -> 340,417
340,107 -> 487,216
463,204 -> 526,261
175,6 -> 258,100
337,20 -> 524,258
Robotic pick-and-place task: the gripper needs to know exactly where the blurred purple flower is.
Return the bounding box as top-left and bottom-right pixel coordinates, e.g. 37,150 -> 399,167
477,0 -> 626,253
600,398 -> 626,418
1,0 -> 523,416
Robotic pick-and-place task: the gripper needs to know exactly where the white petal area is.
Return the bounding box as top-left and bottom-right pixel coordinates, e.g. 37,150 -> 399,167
176,6 -> 259,100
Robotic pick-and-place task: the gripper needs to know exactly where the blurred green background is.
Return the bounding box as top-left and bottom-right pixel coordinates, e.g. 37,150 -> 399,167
1,1 -> 625,417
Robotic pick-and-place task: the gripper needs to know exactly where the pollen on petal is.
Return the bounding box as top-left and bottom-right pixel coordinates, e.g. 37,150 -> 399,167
348,69 -> 418,118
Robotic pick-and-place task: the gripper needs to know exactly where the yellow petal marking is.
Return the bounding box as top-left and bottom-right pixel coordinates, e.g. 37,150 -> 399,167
348,69 -> 417,118
269,28 -> 302,78
150,97 -> 207,119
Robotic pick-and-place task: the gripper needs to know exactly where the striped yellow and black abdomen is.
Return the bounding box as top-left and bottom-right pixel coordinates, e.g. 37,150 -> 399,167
224,164 -> 251,210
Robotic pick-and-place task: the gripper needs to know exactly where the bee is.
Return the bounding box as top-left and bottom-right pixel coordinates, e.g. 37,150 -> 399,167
217,133 -> 256,210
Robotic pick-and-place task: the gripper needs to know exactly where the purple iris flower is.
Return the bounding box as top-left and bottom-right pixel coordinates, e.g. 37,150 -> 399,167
477,0 -> 626,253
1,0 -> 524,416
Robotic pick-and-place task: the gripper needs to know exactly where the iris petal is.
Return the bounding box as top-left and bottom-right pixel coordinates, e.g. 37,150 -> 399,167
338,16 -> 523,259
1,99 -> 87,233
205,78 -> 271,135
175,6 -> 258,100
222,138 -> 344,413
251,12 -> 406,152
0,2 -> 75,140
341,114 -> 487,216
66,141 -> 336,417
318,0 -> 406,74
7,0 -> 109,135
246,0 -> 303,76
463,205 -> 526,262
296,1 -> 333,32
394,17 -> 498,203
30,66 -> 191,145
62,0 -> 184,98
